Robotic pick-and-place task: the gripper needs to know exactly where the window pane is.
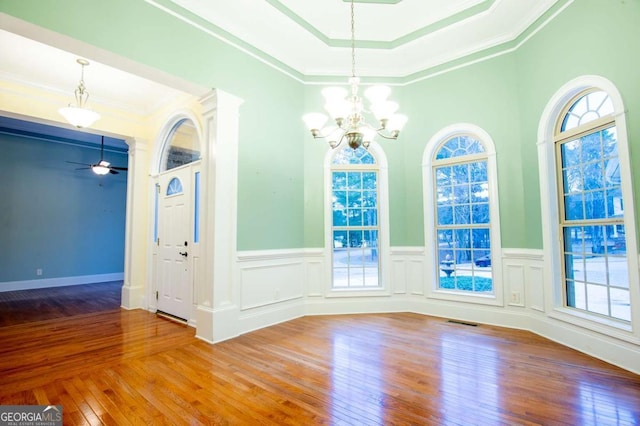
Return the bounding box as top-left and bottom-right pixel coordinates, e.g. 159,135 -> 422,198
363,209 -> 378,226
472,229 -> 490,248
333,172 -> 347,190
564,194 -> 584,220
347,172 -> 362,189
362,172 -> 377,189
561,140 -> 580,167
437,185 -> 453,206
454,205 -> 471,225
437,206 -> 453,226
586,284 -> 609,316
453,164 -> 469,184
610,288 -> 631,321
565,253 -> 582,281
348,230 -> 363,248
581,133 -> 602,163
347,209 -> 362,226
562,166 -> 582,194
471,162 -> 487,182
455,229 -> 471,249
471,183 -> 488,201
436,167 -> 451,186
333,231 -> 348,248
333,209 -> 347,226
349,191 -> 362,208
472,203 -> 489,224
563,226 -> 584,253
363,190 -> 377,207
454,184 -> 470,204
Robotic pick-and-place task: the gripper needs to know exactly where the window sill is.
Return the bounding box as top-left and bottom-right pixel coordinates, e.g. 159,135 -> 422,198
326,287 -> 390,298
549,307 -> 638,344
427,289 -> 502,306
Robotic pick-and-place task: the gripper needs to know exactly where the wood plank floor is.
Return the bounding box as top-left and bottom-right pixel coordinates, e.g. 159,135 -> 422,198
0,286 -> 639,425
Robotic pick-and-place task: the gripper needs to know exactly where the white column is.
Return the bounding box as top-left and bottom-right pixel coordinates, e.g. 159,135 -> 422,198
196,89 -> 243,343
121,137 -> 150,309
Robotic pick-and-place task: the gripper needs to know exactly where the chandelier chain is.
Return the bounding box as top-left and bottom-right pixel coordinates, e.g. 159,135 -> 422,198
351,0 -> 356,78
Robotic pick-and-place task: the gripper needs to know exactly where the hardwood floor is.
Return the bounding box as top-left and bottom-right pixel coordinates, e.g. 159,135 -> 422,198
0,287 -> 639,425
0,281 -> 121,326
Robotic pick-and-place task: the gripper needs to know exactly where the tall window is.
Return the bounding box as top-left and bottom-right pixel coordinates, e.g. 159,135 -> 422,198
555,90 -> 630,322
331,146 -> 380,288
432,135 -> 493,294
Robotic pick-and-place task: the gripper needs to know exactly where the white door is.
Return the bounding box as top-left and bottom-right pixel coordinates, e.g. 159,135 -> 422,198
156,165 -> 193,320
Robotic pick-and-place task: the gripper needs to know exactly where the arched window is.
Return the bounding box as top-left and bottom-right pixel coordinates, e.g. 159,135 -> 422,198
160,119 -> 200,172
423,124 -> 501,304
555,90 -> 629,321
538,76 -> 638,333
328,145 -> 387,290
166,177 -> 183,196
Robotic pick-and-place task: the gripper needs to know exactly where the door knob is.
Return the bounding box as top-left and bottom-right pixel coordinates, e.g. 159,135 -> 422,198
179,251 -> 188,257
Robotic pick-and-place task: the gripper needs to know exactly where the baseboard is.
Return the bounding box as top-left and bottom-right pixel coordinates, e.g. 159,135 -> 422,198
0,273 -> 124,292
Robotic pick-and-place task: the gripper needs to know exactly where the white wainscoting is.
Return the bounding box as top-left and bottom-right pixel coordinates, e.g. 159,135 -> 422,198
230,247 -> 639,374
0,272 -> 124,292
389,247 -> 426,295
502,249 -> 545,310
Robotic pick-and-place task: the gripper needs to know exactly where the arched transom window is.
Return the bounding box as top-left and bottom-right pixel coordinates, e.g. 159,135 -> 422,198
160,118 -> 200,172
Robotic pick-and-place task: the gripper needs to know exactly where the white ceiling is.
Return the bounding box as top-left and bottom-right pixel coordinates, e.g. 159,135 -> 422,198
0,0 -> 561,123
164,0 -> 560,77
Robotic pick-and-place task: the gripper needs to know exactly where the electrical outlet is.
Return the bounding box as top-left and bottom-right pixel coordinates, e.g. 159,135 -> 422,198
36,268 -> 43,276
510,292 -> 521,304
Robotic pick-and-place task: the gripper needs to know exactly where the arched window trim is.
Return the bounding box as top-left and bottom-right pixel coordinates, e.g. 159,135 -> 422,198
537,75 -> 640,342
323,142 -> 391,296
423,123 -> 503,306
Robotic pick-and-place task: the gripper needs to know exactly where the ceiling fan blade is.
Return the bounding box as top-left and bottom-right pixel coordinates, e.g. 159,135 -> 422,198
110,166 -> 128,171
66,161 -> 91,166
109,169 -> 119,175
75,167 -> 91,170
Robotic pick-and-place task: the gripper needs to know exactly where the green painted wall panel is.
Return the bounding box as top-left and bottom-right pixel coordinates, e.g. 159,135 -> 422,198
400,55 -> 524,247
0,0 -> 306,251
514,0 -> 640,248
2,0 -> 639,253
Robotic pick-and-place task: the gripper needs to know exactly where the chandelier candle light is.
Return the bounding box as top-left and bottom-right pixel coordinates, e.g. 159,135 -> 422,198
303,0 -> 407,150
59,59 -> 101,128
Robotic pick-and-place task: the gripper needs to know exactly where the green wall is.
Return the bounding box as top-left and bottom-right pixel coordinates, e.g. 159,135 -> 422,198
2,0 -> 639,251
0,0 -> 307,251
303,0 -> 639,249
514,0 -> 640,248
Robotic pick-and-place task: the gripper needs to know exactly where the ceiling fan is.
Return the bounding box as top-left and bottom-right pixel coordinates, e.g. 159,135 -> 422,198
67,136 -> 128,175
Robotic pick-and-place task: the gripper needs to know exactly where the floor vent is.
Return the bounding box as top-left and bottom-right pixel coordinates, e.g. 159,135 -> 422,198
447,319 -> 478,327
156,310 -> 188,325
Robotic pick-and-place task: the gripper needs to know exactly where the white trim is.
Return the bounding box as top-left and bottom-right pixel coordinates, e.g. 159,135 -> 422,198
537,75 -> 640,339
422,123 -> 504,306
0,273 -> 124,292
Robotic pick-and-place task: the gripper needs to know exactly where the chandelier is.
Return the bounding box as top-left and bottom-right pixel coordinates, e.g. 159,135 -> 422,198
303,0 -> 407,150
59,59 -> 101,128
